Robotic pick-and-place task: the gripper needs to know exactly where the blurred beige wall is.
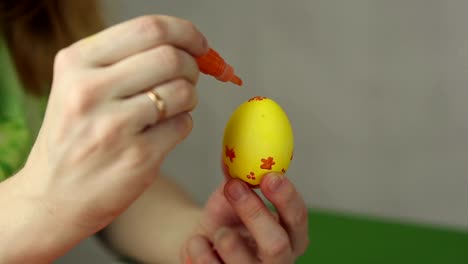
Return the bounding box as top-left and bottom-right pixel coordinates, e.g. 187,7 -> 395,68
57,0 -> 468,262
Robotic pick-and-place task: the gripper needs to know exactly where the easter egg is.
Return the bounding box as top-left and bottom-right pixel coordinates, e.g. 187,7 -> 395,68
222,96 -> 294,188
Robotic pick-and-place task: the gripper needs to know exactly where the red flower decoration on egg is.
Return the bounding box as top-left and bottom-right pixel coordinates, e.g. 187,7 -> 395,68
246,172 -> 256,180
225,146 -> 236,162
260,157 -> 276,170
248,96 -> 267,102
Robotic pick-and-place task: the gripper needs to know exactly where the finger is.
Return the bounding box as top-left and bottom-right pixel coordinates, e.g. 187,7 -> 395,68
224,179 -> 293,263
140,112 -> 193,160
119,78 -> 197,131
108,45 -> 200,98
75,15 -> 208,66
260,173 -> 310,256
114,113 -> 193,189
186,235 -> 221,264
213,227 -> 258,264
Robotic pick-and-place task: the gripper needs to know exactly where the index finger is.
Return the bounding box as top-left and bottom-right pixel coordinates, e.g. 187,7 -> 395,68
224,179 -> 293,263
73,15 -> 208,66
260,173 -> 310,257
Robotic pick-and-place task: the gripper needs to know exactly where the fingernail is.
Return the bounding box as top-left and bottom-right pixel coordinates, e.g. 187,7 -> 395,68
214,227 -> 230,244
227,180 -> 247,201
268,173 -> 285,192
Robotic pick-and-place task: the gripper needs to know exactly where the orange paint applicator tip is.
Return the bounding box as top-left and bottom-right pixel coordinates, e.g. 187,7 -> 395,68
230,75 -> 243,86
195,48 -> 243,86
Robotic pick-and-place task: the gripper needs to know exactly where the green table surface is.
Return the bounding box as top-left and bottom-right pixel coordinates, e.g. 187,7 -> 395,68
296,209 -> 468,263
121,209 -> 468,263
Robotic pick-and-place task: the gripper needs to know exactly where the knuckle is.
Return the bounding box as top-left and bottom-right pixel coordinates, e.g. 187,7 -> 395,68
76,76 -> 101,95
217,231 -> 239,252
280,182 -> 297,203
263,235 -> 290,258
183,19 -> 197,32
184,20 -> 199,38
67,88 -> 95,117
278,184 -> 300,208
174,79 -> 197,109
244,201 -> 265,222
54,47 -> 77,69
180,19 -> 203,43
174,113 -> 193,135
156,45 -> 184,74
291,205 -> 309,226
135,15 -> 168,42
66,74 -> 111,116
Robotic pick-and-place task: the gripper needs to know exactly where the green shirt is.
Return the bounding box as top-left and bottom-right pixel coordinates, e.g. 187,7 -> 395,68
0,34 -> 47,181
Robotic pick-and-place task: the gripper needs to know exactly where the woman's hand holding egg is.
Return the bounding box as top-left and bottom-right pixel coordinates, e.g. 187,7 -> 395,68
182,173 -> 309,264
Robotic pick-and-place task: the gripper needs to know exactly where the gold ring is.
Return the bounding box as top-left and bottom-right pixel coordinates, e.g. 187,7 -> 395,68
146,90 -> 167,123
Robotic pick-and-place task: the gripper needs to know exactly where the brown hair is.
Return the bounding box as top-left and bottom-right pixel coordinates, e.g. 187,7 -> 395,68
0,0 -> 105,96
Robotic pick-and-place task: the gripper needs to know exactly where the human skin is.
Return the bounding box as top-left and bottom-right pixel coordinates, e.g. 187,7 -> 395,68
0,14 -> 207,263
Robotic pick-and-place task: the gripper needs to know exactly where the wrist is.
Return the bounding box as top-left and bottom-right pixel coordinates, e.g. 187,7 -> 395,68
107,204 -> 203,264
0,169 -> 84,263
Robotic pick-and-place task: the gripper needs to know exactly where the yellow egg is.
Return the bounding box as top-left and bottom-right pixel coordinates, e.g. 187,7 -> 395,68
222,96 -> 294,187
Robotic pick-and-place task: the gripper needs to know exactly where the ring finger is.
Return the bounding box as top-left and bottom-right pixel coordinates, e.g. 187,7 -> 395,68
120,78 -> 198,132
